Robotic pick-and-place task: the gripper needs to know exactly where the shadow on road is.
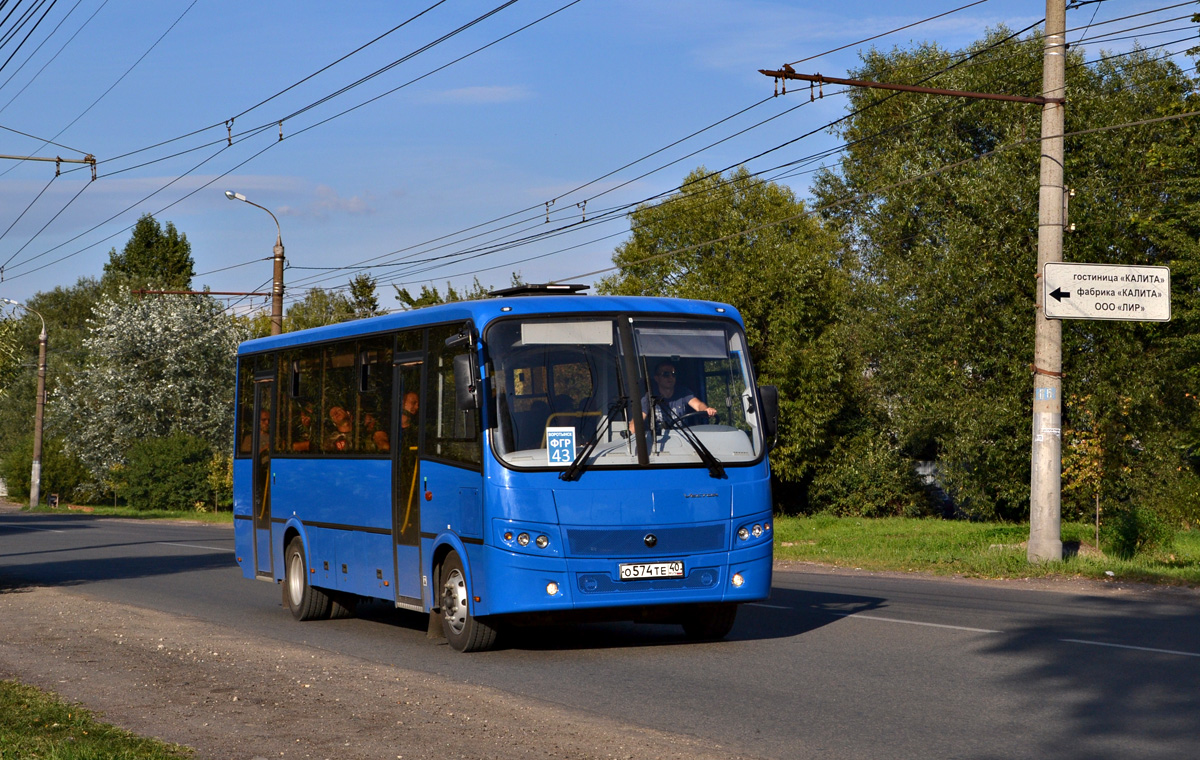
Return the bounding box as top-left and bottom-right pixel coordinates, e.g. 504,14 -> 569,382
972,593 -> 1200,760
0,511 -> 236,590
344,583 -> 886,652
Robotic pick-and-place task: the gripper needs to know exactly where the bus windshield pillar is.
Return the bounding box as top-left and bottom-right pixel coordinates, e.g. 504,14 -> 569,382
617,316 -> 649,465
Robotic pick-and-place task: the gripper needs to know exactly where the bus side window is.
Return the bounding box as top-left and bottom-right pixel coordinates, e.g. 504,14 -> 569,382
356,338 -> 393,453
322,343 -> 357,454
235,359 -> 255,457
428,324 -> 481,466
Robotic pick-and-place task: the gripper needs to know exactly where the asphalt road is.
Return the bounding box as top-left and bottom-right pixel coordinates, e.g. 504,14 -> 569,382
2,508 -> 1199,759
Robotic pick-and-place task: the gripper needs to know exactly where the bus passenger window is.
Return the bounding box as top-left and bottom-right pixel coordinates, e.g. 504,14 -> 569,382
357,338 -> 392,454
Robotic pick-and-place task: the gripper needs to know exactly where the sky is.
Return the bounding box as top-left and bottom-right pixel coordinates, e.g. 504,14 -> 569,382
0,0 -> 1194,316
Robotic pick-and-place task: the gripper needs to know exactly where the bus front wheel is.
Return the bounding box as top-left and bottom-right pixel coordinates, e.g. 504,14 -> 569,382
681,602 -> 738,641
283,537 -> 332,621
439,552 -> 498,652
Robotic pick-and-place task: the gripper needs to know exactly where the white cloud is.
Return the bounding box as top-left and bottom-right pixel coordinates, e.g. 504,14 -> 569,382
278,184 -> 375,219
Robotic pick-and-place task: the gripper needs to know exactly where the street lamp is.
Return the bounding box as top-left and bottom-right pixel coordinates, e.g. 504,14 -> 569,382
1,298 -> 47,508
225,191 -> 285,336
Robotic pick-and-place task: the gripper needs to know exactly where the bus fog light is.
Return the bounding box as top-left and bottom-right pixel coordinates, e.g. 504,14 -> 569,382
752,524 -> 763,538
535,535 -> 549,549
737,527 -> 749,541
517,533 -> 530,546
546,582 -> 559,595
731,573 -> 745,588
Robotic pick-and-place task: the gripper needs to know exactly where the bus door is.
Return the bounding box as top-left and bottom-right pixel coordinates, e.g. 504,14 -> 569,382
252,378 -> 275,577
391,354 -> 424,605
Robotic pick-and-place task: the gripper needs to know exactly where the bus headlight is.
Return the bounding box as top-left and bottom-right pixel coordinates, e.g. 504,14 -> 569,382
535,535 -> 549,549
546,582 -> 559,595
736,518 -> 772,546
731,573 -> 745,587
517,533 -> 530,546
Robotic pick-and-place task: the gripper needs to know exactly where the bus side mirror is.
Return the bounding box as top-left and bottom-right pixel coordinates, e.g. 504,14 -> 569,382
453,354 -> 479,410
758,385 -> 779,447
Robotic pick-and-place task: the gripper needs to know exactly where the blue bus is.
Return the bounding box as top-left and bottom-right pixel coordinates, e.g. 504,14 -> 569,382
232,285 -> 779,651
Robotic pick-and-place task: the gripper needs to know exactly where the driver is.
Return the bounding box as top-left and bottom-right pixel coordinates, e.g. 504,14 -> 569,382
642,361 -> 717,426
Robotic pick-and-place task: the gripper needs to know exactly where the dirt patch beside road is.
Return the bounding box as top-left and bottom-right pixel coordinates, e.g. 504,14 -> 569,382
0,583 -> 757,760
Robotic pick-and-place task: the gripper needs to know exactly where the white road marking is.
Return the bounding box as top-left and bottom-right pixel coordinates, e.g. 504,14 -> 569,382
834,612 -> 1001,634
155,542 -> 234,552
1,525 -> 65,533
1060,638 -> 1200,658
746,603 -> 792,610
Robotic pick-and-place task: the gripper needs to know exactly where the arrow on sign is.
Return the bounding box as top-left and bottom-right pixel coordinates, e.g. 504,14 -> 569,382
1050,287 -> 1071,302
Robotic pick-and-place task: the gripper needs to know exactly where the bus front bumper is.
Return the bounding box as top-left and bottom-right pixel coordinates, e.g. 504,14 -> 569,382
474,541 -> 772,617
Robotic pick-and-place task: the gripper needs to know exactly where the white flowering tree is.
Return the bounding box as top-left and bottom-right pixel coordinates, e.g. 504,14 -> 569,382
55,294 -> 247,492
0,314 -> 17,400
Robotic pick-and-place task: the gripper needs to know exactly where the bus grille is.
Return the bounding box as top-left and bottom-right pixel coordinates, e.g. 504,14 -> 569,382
566,524 -> 726,557
576,566 -> 721,594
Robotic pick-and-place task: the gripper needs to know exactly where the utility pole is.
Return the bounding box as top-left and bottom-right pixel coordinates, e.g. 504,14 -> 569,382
225,191 -> 285,335
31,322 -> 46,509
761,0 -> 1069,563
2,298 -> 47,508
1028,0 -> 1067,563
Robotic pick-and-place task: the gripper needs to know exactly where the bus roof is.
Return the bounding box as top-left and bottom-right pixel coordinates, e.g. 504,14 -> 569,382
237,294 -> 743,355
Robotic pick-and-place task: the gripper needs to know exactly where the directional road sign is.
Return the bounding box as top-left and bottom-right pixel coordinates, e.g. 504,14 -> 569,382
1043,262 -> 1170,322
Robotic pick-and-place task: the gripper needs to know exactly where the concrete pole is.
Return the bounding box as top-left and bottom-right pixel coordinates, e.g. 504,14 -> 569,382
1028,0 -> 1066,563
271,236 -> 285,336
30,325 -> 46,509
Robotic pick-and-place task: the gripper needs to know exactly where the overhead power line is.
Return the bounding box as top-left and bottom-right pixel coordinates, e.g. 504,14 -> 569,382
555,108 -> 1200,283
0,0 -> 573,280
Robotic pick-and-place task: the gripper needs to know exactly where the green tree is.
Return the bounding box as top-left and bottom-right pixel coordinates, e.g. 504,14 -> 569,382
0,277 -> 103,465
600,167 -> 878,505
102,214 -> 195,290
814,31 -> 1200,520
393,276 -> 500,310
348,273 -> 387,319
0,312 -> 17,401
1,434 -> 90,504
284,287 -> 353,331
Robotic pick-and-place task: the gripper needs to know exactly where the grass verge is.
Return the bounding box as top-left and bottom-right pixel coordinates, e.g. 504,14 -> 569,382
0,679 -> 190,759
25,505 -> 233,524
774,515 -> 1200,587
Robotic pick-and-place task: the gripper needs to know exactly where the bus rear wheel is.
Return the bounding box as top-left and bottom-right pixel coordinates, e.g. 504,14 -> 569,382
439,552 -> 498,652
681,602 -> 738,641
283,537 -> 332,621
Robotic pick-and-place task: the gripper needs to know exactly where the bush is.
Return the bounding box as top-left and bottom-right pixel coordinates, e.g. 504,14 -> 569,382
0,435 -> 90,504
809,429 -> 932,517
205,450 -> 233,512
1102,504 -> 1175,559
124,433 -> 213,511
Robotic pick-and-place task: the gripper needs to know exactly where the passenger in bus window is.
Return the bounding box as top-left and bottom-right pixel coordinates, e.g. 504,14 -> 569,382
400,392 -> 419,435
642,361 -> 716,426
325,405 -> 353,451
241,409 -> 271,455
292,404 -> 315,452
362,411 -> 389,452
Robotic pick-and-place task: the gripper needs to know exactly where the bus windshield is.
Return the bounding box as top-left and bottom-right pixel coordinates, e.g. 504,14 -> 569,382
487,316 -> 765,470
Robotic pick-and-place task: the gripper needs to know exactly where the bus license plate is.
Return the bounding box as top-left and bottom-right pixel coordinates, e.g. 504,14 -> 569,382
618,561 -> 684,580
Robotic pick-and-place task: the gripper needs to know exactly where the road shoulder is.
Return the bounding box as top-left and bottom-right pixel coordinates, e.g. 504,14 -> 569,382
0,584 -> 757,760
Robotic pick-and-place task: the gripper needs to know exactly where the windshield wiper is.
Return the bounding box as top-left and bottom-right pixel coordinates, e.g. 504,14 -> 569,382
559,397 -> 627,482
656,400 -> 726,479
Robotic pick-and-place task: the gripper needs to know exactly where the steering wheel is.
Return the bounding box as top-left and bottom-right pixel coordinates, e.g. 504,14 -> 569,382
666,409 -> 714,428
